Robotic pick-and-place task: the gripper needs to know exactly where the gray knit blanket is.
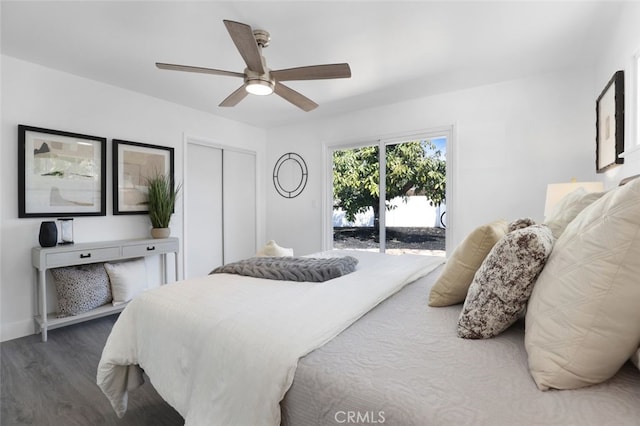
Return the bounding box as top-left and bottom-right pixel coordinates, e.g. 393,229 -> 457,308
210,256 -> 359,282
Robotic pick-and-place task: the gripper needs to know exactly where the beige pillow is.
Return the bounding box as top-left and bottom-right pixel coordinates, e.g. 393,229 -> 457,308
525,177 -> 640,390
256,240 -> 294,257
543,187 -> 604,239
428,220 -> 508,307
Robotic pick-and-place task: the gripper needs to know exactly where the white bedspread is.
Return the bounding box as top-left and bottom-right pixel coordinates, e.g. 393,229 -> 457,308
96,250 -> 443,425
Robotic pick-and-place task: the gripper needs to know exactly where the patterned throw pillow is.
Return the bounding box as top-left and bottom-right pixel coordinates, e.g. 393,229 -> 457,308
457,225 -> 554,339
51,263 -> 113,317
508,217 -> 536,232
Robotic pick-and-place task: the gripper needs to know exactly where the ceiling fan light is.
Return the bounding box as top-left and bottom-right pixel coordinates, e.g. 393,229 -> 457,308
246,80 -> 274,96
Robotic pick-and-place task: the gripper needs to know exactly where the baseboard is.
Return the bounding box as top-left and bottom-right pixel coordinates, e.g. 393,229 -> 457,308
1,319 -> 35,342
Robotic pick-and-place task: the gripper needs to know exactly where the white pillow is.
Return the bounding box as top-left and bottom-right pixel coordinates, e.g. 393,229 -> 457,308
104,258 -> 148,306
525,177 -> 640,390
256,240 -> 294,257
543,187 -> 604,239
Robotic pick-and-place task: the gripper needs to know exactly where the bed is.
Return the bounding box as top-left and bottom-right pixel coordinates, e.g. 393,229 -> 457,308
98,176 -> 640,425
97,250 -> 444,425
282,267 -> 640,425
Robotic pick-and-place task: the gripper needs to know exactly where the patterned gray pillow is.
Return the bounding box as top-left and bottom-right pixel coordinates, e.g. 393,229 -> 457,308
508,217 -> 536,232
51,263 -> 113,317
457,224 -> 554,339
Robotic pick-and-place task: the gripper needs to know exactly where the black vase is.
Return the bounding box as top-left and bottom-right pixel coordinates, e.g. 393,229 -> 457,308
38,221 -> 57,247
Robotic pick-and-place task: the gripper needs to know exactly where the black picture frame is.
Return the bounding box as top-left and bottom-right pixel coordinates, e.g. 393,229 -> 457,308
18,125 -> 106,218
112,139 -> 175,215
596,70 -> 625,173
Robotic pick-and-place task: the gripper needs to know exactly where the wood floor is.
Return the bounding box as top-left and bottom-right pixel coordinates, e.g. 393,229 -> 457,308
1,315 -> 184,425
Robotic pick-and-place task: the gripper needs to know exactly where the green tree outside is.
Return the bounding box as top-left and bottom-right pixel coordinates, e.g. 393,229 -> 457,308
333,140 -> 446,228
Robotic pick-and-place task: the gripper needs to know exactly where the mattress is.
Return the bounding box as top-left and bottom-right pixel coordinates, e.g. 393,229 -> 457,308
282,265 -> 640,426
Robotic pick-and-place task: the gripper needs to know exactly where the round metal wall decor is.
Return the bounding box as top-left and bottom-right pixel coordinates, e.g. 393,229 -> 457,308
273,152 -> 308,198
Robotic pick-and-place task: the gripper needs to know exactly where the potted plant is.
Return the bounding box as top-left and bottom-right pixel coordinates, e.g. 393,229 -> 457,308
146,173 -> 181,239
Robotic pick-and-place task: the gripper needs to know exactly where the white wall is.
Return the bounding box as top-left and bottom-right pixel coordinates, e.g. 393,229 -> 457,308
594,2 -> 640,186
333,197 -> 445,228
1,55 -> 266,341
265,67 -> 598,256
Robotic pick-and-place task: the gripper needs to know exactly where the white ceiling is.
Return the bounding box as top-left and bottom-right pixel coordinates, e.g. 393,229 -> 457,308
1,1 -> 622,129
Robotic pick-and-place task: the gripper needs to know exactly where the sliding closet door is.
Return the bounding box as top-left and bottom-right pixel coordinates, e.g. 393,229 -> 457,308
185,143 -> 223,278
223,150 -> 256,263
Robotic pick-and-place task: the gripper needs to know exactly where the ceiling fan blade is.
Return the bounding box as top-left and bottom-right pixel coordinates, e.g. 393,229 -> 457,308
271,63 -> 351,81
274,83 -> 318,112
219,84 -> 249,107
223,20 -> 265,74
156,62 -> 245,78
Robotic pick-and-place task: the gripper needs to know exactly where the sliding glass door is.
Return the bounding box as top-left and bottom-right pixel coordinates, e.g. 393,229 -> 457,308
331,135 -> 447,256
332,144 -> 381,252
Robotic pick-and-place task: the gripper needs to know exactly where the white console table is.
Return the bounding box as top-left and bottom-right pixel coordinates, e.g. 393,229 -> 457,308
32,237 -> 179,342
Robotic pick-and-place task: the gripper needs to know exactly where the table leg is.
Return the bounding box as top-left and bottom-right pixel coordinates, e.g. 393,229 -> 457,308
174,252 -> 179,282
39,269 -> 47,342
161,253 -> 167,284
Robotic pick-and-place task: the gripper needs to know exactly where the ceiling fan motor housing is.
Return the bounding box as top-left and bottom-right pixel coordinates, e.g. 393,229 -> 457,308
252,29 -> 270,48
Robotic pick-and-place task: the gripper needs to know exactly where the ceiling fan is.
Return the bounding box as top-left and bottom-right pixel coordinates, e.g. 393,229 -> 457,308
156,19 -> 351,112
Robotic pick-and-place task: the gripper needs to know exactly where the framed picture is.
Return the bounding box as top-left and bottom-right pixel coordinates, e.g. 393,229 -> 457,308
112,139 -> 174,215
596,70 -> 625,173
18,125 -> 106,218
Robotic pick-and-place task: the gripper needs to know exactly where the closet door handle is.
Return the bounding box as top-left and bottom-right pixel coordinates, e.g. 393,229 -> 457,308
146,246 -> 156,251
80,253 -> 91,259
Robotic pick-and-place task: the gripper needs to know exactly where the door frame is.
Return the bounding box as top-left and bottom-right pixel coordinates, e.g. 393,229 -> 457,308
322,125 -> 456,254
